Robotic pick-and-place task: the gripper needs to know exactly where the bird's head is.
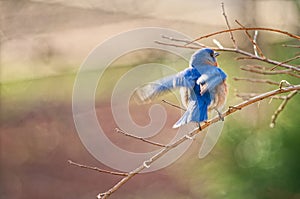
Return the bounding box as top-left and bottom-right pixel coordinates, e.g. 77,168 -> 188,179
189,48 -> 219,68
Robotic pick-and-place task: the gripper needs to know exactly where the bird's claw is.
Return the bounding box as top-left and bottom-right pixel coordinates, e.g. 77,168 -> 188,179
198,123 -> 202,131
218,113 -> 224,121
215,109 -> 224,121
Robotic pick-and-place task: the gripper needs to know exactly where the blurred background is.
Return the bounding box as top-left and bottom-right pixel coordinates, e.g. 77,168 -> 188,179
1,0 -> 300,198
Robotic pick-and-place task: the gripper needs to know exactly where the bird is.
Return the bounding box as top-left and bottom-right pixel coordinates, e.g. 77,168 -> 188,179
134,48 -> 228,129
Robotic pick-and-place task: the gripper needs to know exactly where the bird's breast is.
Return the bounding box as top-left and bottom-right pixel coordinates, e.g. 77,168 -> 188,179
209,81 -> 228,111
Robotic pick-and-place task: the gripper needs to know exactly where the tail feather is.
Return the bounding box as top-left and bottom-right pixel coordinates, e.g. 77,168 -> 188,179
172,100 -> 208,128
173,111 -> 191,128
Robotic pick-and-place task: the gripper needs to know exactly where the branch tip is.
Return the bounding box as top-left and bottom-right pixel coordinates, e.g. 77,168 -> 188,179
279,80 -> 292,89
68,159 -> 128,176
221,3 -> 237,49
162,99 -> 186,111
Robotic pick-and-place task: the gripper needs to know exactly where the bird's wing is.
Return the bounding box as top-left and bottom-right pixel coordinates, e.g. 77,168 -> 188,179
134,68 -> 198,104
179,87 -> 189,109
196,67 -> 227,95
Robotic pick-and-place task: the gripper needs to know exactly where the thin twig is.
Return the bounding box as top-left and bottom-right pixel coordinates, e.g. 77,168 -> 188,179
225,48 -> 300,72
269,95 -> 289,100
270,90 -> 298,128
279,80 -> 292,89
236,93 -> 288,100
68,160 -> 128,176
233,77 -> 279,86
240,66 -> 300,78
97,85 -> 300,198
235,20 -> 264,58
161,35 -> 206,47
186,27 -> 300,46
270,55 -> 300,71
155,40 -> 198,49
253,30 -> 259,56
282,44 -> 300,48
245,65 -> 266,69
115,128 -> 167,148
213,39 -> 224,49
162,99 -> 186,111
158,39 -> 300,72
221,2 -> 237,49
236,56 -> 257,60
235,92 -> 259,100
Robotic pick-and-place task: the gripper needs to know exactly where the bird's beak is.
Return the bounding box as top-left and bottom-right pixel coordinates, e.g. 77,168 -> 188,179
214,52 -> 220,57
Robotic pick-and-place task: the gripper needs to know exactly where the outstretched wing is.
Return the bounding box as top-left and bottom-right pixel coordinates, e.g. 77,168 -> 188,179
134,68 -> 199,104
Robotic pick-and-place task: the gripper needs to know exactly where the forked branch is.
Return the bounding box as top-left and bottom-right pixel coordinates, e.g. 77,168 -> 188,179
270,90 -> 298,128
97,85 -> 300,198
68,160 -> 128,176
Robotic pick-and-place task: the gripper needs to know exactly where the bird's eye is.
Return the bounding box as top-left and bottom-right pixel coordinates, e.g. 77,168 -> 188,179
210,52 -> 214,57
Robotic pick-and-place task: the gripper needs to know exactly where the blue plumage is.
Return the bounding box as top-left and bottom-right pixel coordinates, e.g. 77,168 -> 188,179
135,48 -> 228,128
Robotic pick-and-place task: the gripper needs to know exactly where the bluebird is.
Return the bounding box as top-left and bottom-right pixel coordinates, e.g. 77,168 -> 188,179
134,48 -> 228,129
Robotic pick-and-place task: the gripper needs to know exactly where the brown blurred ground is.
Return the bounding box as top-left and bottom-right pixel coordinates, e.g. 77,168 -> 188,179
1,95 -> 199,199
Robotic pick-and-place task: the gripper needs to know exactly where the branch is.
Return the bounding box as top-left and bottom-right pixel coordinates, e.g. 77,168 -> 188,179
270,55 -> 300,71
186,27 -> 300,45
235,20 -> 264,58
269,95 -> 290,100
155,40 -> 198,49
236,92 -> 289,101
235,92 -> 259,100
161,35 -> 206,48
282,44 -> 300,48
221,2 -> 237,49
97,85 -> 300,198
240,66 -> 300,78
236,56 -> 258,60
270,90 -> 298,128
115,128 -> 167,148
213,39 -> 225,49
68,160 -> 128,176
233,77 -> 279,86
162,99 -> 186,110
253,30 -> 259,56
222,48 -> 300,72
158,39 -> 300,73
279,80 -> 292,89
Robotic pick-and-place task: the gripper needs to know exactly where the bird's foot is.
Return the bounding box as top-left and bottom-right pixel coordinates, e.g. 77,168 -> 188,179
198,123 -> 202,131
215,109 -> 224,121
198,121 -> 210,131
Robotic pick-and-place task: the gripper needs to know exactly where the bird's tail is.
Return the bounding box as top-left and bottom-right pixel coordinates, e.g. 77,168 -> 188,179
172,110 -> 192,128
173,101 -> 208,128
